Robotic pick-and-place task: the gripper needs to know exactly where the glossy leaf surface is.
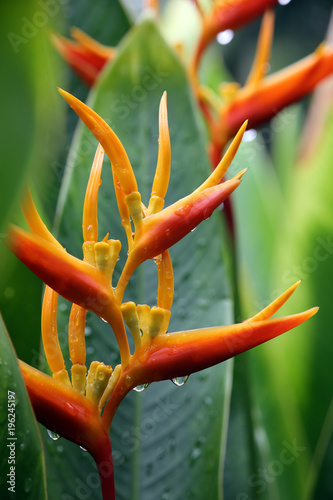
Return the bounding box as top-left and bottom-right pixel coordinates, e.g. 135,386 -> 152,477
43,19 -> 234,500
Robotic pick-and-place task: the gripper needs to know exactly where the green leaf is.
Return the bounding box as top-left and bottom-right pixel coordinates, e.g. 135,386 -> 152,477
43,18 -> 234,500
0,0 -> 65,362
0,314 -> 47,499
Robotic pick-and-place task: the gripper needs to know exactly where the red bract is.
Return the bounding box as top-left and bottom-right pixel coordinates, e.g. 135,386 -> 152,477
7,90 -> 318,499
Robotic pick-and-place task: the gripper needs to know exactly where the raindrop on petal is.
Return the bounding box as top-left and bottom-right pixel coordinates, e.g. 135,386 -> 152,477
133,383 -> 149,392
47,429 -> 60,441
171,375 -> 189,387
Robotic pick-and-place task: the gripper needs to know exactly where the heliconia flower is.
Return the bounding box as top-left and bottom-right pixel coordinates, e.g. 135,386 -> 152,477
192,0 -> 279,74
197,10 -> 333,162
51,28 -> 116,86
7,91 -> 317,500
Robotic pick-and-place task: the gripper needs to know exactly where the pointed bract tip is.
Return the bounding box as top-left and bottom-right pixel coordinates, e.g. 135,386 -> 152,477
308,306 -> 319,317
233,168 -> 247,180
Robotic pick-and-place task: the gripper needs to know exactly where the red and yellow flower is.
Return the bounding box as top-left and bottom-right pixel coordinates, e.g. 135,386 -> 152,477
8,91 -> 317,499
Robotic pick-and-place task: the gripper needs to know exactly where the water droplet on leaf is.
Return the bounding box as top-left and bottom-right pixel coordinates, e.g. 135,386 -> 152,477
133,383 -> 149,392
85,326 -> 92,337
47,429 -> 60,441
24,477 -> 33,493
171,375 -> 189,387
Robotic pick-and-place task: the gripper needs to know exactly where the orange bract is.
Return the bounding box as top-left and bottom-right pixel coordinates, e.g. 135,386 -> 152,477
9,91 -> 317,447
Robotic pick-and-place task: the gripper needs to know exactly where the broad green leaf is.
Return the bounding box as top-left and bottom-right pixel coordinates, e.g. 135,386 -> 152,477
43,0 -> 131,217
0,314 -> 47,499
0,0 -> 64,363
43,18 -> 234,500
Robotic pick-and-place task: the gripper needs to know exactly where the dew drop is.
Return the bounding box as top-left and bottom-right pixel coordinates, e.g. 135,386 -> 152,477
133,383 -> 149,392
24,477 -> 33,493
84,326 -> 92,337
125,375 -> 133,387
80,445 -> 88,452
175,204 -> 191,217
204,396 -> 213,406
64,402 -> 79,416
171,375 -> 189,387
216,29 -> 234,45
47,429 -> 60,441
278,0 -> 291,4
189,447 -> 201,466
191,447 -> 201,459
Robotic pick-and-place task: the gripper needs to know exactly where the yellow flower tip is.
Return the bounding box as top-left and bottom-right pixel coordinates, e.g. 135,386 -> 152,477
196,121 -> 247,193
58,88 -> 138,197
125,192 -> 143,229
68,304 -> 87,366
69,26 -> 115,58
83,143 -> 104,243
233,168 -> 248,181
310,306 -> 319,316
147,91 -> 171,216
94,239 -> 121,284
121,302 -> 141,350
21,187 -> 62,249
218,82 -> 241,104
98,364 -> 122,412
247,280 -> 305,323
86,362 -> 113,408
71,364 -> 87,395
315,42 -> 327,57
137,304 -> 151,342
82,241 -> 96,266
53,369 -> 72,388
149,307 -> 171,338
246,8 -> 275,87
